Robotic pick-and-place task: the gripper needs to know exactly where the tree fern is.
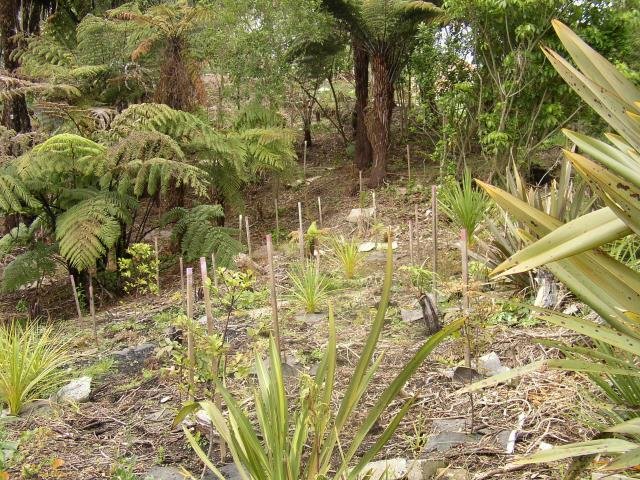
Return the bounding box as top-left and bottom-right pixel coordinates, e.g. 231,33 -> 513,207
0,171 -> 38,213
163,205 -> 242,266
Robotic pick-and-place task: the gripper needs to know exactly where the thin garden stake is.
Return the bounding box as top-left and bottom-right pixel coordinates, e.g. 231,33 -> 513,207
298,201 -> 305,262
266,234 -> 282,361
406,144 -> 411,183
179,256 -> 185,296
238,214 -> 243,242
408,221 -> 415,266
210,252 -> 218,289
154,236 -> 160,294
69,275 -> 83,321
414,204 -> 420,262
274,197 -> 280,243
431,185 -> 438,302
461,228 -> 471,368
359,170 -> 363,197
317,196 -> 323,228
245,215 -> 252,258
185,268 -> 196,400
88,275 -> 98,344
199,257 -> 214,334
303,140 -> 308,181
372,191 -> 377,249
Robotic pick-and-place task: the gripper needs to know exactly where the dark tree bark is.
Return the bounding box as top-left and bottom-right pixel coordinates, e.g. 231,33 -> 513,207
367,52 -> 394,187
353,37 -> 372,170
1,0 -> 32,133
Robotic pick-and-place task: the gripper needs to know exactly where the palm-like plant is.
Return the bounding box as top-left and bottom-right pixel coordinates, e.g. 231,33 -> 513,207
177,243 -> 464,479
329,236 -> 364,279
438,168 -> 490,244
287,263 -> 330,313
320,0 -> 442,185
462,21 -> 640,476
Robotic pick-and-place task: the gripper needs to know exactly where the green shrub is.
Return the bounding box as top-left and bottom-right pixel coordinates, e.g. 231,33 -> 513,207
118,243 -> 159,295
329,236 -> 364,279
287,263 -> 329,313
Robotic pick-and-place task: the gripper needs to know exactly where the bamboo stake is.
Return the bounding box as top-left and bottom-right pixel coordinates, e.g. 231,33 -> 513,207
179,256 -> 185,296
314,248 -> 320,273
406,144 -> 411,183
88,275 -> 98,345
266,234 -> 282,361
317,196 -> 323,228
372,191 -> 377,249
238,214 -> 243,242
274,197 -> 280,242
154,237 -> 160,295
185,268 -> 196,400
199,257 -> 214,335
245,215 -> 252,258
359,170 -> 363,197
431,185 -> 438,302
414,204 -> 420,262
210,252 -> 218,290
461,228 -> 471,368
298,201 -> 305,262
69,275 -> 83,322
303,140 -> 308,182
408,221 -> 415,266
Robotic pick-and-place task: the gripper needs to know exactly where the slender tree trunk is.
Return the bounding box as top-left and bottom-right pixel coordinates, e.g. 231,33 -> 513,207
1,0 -> 31,133
367,52 -> 394,187
353,37 -> 372,170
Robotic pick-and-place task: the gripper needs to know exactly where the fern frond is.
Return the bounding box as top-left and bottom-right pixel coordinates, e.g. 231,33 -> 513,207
162,204 -> 240,265
0,222 -> 39,255
0,172 -> 39,213
2,243 -> 58,292
120,157 -> 209,197
0,75 -> 80,101
239,128 -> 297,175
55,195 -> 127,270
233,103 -> 286,129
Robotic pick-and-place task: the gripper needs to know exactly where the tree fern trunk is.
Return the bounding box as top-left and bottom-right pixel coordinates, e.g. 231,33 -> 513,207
367,52 -> 394,187
353,37 -> 372,170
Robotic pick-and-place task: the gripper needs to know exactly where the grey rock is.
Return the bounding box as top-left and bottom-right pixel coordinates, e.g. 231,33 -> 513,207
424,431 -> 481,453
435,468 -> 469,480
145,466 -> 185,480
452,366 -> 484,384
355,458 -> 445,480
112,343 -> 155,373
476,352 -> 510,377
56,376 -> 92,403
219,464 -> 243,480
347,207 -> 375,223
401,309 -> 424,323
431,418 -> 467,434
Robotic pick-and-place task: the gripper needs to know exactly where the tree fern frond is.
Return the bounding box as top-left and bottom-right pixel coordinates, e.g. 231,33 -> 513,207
162,204 -> 240,265
233,103 -> 286,129
2,243 -> 58,293
19,133 -> 108,181
0,173 -> 39,213
0,222 -> 38,256
55,196 -> 126,270
0,75 -> 80,101
239,128 -> 297,175
120,157 -> 209,197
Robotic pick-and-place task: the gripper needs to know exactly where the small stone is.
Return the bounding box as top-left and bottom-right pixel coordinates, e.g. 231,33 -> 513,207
347,207 -> 375,223
424,431 -> 481,453
435,468 -> 469,480
145,466 -> 188,479
160,396 -> 172,404
355,458 -> 444,480
359,241 -> 376,252
401,309 -> 424,323
476,352 -> 510,377
112,343 -> 155,373
219,464 -> 243,480
451,366 -> 484,384
431,418 -> 467,433
56,376 -> 92,403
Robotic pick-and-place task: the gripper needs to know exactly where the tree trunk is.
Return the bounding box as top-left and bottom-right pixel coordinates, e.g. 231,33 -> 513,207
353,37 -> 372,170
367,52 -> 394,187
1,0 -> 32,133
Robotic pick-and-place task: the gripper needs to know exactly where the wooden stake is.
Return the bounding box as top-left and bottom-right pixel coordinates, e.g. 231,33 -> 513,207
431,185 -> 438,302
298,201 -> 305,262
303,140 -> 308,182
317,196 -> 323,228
210,252 -> 218,290
266,234 -> 282,361
69,275 -> 83,321
372,191 -> 377,249
359,170 -> 363,197
179,257 -> 185,296
274,197 -> 280,242
154,236 -> 160,295
406,144 -> 411,183
408,221 -> 415,266
88,275 -> 98,345
314,248 -> 320,273
414,204 -> 420,262
185,268 -> 196,400
238,214 -> 243,242
245,215 -> 252,258
461,228 -> 471,368
199,257 -> 214,335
